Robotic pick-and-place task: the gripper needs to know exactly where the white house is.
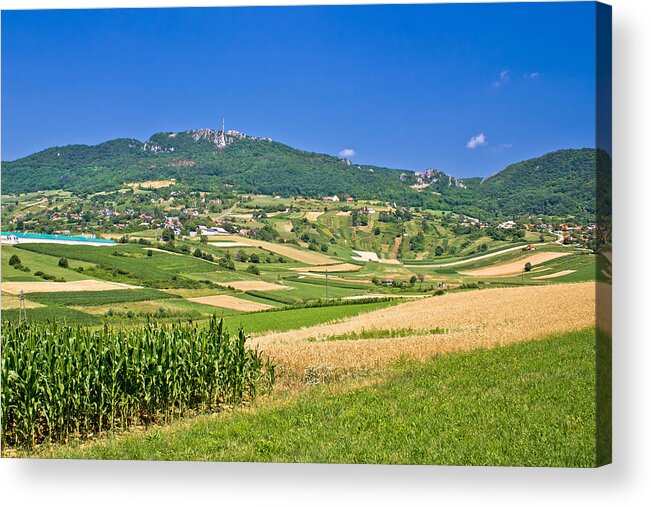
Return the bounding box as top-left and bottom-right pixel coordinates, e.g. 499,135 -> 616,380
200,226 -> 229,236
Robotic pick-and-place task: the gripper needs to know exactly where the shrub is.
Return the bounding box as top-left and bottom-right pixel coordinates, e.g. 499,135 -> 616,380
58,257 -> 69,268
246,265 -> 260,275
524,262 -> 533,272
219,257 -> 235,271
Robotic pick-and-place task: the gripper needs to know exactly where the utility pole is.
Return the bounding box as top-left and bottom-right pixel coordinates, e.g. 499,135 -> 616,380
18,289 -> 27,325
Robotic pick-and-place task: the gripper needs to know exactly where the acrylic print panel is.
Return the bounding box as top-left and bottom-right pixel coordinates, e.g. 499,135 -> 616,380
0,1 -> 611,467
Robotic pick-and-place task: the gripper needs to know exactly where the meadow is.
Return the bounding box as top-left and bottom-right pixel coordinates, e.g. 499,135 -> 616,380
1,192 -> 603,461
30,328 -> 599,467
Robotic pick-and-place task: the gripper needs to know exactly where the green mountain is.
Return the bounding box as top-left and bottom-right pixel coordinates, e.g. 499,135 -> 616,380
1,128 -> 602,220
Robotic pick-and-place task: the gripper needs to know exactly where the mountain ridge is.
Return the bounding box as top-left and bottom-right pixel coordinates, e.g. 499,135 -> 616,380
1,128 -> 602,221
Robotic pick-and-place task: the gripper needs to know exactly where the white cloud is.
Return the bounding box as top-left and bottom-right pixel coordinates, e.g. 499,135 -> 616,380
524,72 -> 541,80
466,133 -> 487,149
338,148 -> 356,158
491,69 -> 510,89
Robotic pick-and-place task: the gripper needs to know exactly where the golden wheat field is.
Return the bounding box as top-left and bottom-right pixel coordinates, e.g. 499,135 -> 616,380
251,282 -> 597,379
224,281 -> 289,291
218,235 -> 335,265
187,294 -> 273,312
532,269 -> 577,279
290,263 -> 362,273
1,280 -> 142,295
305,211 -> 324,221
460,251 -> 570,277
1,293 -> 45,310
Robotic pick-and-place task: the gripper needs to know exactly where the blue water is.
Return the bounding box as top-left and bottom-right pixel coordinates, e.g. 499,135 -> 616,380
1,231 -> 115,244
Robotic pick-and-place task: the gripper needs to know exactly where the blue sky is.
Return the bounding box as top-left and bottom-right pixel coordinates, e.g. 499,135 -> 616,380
2,3 -> 597,177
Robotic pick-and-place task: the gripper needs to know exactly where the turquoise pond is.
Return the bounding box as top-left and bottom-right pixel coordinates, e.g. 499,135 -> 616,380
1,231 -> 115,244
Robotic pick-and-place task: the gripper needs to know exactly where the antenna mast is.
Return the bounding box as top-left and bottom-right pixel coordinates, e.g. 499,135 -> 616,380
219,117 -> 226,147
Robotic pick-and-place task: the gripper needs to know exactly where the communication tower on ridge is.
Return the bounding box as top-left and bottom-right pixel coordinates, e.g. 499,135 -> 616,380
219,118 -> 226,147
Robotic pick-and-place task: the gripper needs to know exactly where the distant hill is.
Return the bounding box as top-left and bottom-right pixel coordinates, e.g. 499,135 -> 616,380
1,128 -> 602,220
477,148 -> 599,218
1,129 -> 425,205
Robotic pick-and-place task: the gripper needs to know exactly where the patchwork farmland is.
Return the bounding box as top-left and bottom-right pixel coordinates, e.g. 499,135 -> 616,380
1,188 -> 607,465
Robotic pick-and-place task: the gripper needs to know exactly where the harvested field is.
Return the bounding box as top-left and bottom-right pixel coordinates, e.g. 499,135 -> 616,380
187,295 -> 273,312
392,237 -> 402,259
218,235 -> 335,265
460,252 -> 570,277
70,300 -> 184,316
305,212 -> 324,221
208,242 -> 250,248
162,288 -> 225,298
1,294 -> 45,310
1,280 -> 141,295
532,269 -> 577,280
297,273 -> 372,283
336,211 -> 351,216
225,281 -> 289,291
352,250 -> 401,264
342,294 -> 427,300
125,179 -> 175,189
251,282 -> 596,378
290,263 -> 362,273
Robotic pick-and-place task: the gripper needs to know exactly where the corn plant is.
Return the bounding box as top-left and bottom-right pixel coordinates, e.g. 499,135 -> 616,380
1,316 -> 275,448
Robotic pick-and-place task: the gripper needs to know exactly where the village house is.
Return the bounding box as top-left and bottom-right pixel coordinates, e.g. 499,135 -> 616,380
323,195 -> 340,202
199,226 -> 229,236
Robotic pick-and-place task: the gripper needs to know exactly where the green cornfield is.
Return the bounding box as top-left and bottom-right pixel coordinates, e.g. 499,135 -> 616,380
1,317 -> 275,448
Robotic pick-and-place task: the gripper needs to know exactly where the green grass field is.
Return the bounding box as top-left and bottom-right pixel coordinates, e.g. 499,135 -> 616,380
25,288 -> 179,306
2,306 -> 101,325
33,328 -> 598,466
220,299 -> 401,334
14,243 -> 219,286
1,246 -> 96,282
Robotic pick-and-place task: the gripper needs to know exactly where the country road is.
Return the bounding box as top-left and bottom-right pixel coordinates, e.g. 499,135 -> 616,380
214,201 -> 239,221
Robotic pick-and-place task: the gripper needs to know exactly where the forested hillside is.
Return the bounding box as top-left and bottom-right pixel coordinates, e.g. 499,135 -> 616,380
1,129 -> 603,220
